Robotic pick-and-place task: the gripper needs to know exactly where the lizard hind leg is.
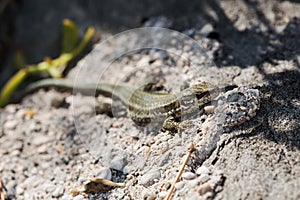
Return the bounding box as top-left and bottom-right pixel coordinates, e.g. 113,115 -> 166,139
162,116 -> 180,132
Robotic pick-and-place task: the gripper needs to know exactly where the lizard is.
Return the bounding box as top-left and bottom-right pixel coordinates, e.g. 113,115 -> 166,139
24,78 -> 234,131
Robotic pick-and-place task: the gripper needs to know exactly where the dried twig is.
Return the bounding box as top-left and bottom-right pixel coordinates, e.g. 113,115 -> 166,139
71,178 -> 125,196
0,180 -> 5,200
165,143 -> 196,200
88,178 -> 126,187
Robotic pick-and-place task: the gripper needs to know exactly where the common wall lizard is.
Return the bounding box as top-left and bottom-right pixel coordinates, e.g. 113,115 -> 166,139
24,78 -> 231,131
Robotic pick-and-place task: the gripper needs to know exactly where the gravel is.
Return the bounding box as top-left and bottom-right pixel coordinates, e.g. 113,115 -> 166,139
1,1 -> 300,199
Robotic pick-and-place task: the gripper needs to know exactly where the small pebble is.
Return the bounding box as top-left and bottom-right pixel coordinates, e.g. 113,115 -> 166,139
11,140 -> 23,151
4,120 -> 18,130
37,145 -> 48,154
204,105 -> 215,114
174,181 -> 185,190
197,182 -> 212,195
186,179 -> 199,188
200,24 -> 214,36
73,194 -> 85,200
139,169 -> 161,186
16,185 -> 24,195
52,186 -> 64,197
97,167 -> 112,180
16,109 -> 27,119
109,155 -> 127,171
123,165 -> 134,174
128,128 -> 140,138
146,194 -> 157,200
158,191 -> 168,199
123,196 -> 131,200
196,166 -> 210,175
30,167 -> 38,175
5,105 -> 17,113
5,181 -> 16,196
32,134 -> 52,146
61,194 -> 74,200
10,149 -> 21,156
24,176 -> 40,188
198,174 -> 210,183
182,172 -> 196,180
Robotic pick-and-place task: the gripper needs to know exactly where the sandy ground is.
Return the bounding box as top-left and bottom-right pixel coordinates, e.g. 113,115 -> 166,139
0,0 -> 300,199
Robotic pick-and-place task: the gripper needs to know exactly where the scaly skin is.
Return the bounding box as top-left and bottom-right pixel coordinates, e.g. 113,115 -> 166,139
24,79 -> 221,131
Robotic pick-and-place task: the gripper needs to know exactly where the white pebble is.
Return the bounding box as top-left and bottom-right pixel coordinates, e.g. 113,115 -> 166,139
16,185 -> 24,195
198,174 -> 210,183
5,105 -> 17,113
185,179 -> 199,188
174,181 -> 185,190
197,182 -> 212,195
32,134 -> 51,146
139,169 -> 161,186
4,120 -> 18,130
73,194 -> 86,200
52,187 -> 64,197
16,109 -> 27,119
204,105 -> 215,114
158,191 -> 168,199
182,172 -> 196,180
196,166 -> 210,175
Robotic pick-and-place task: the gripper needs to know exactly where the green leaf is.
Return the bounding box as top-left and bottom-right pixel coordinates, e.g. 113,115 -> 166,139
61,19 -> 79,53
0,21 -> 94,107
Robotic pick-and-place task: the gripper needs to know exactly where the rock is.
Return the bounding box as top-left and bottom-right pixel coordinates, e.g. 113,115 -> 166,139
24,176 -> 40,188
198,174 -> 210,183
139,169 -> 161,186
16,109 -> 28,119
32,134 -> 52,146
45,184 -> 56,193
196,166 -> 210,175
182,172 -> 196,180
123,165 -> 134,174
4,120 -> 18,130
6,181 -> 16,196
128,128 -> 140,138
204,105 -> 215,114
147,194 -> 157,200
61,194 -> 75,200
30,167 -> 38,175
16,185 -> 24,195
52,186 -> 64,197
200,24 -> 214,36
24,191 -> 33,200
37,145 -> 48,154
197,182 -> 212,195
158,191 -> 168,199
96,167 -> 112,180
109,155 -> 127,171
174,181 -> 185,190
73,194 -> 86,200
185,179 -> 199,188
11,140 -> 23,151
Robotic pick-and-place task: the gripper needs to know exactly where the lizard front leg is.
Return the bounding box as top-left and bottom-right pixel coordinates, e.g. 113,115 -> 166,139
162,116 -> 180,132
